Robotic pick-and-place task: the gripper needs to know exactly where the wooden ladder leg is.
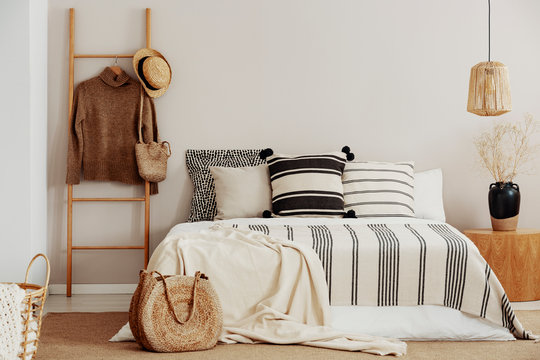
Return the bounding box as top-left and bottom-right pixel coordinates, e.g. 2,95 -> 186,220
66,8 -> 75,298
144,181 -> 150,267
144,10 -> 151,269
67,185 -> 73,297
146,8 -> 151,48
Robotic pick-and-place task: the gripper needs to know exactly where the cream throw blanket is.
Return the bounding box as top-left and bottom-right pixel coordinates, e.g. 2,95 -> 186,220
117,226 -> 406,355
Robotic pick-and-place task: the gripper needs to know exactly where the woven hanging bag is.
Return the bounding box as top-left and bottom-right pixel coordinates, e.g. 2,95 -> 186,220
129,270 -> 223,352
135,87 -> 171,183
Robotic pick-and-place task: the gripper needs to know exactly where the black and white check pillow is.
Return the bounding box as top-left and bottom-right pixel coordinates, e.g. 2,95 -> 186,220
186,149 -> 265,222
266,152 -> 347,217
343,161 -> 415,218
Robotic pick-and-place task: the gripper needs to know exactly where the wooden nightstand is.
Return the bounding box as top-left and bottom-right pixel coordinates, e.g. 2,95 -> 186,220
463,229 -> 540,302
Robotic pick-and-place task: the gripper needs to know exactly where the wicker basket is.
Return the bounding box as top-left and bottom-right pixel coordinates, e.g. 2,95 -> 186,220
1,253 -> 50,360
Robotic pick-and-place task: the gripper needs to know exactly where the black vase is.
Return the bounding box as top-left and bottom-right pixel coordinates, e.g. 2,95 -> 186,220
488,182 -> 520,231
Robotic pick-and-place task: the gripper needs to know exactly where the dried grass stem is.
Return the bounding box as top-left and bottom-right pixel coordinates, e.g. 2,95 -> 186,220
474,114 -> 539,183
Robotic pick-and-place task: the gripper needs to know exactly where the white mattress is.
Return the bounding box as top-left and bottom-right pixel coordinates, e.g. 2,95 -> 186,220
167,218 -> 514,341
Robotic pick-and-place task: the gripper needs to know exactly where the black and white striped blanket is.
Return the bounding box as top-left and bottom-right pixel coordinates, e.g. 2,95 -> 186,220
228,222 -> 534,340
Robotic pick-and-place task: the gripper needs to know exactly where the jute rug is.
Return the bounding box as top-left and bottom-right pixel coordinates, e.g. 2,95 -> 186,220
36,311 -> 540,360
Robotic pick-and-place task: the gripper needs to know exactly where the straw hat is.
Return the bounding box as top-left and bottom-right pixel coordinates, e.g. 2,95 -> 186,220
133,48 -> 172,98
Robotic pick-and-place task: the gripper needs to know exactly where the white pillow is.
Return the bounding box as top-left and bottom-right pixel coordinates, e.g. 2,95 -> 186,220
209,165 -> 272,220
414,169 -> 445,222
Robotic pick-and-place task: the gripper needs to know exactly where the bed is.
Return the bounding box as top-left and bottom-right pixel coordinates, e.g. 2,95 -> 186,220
123,148 -> 535,345
163,217 -> 531,341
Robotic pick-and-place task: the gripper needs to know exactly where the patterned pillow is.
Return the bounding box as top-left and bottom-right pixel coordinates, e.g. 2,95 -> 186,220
265,151 -> 347,217
186,149 -> 265,222
343,161 -> 415,218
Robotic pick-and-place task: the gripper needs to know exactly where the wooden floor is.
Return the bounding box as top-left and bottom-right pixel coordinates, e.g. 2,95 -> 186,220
43,294 -> 540,314
44,294 -> 132,314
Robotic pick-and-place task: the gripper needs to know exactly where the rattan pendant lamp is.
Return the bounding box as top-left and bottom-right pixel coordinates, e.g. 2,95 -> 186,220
467,0 -> 511,116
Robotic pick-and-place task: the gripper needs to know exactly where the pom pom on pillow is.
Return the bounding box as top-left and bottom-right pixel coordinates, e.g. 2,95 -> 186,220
259,148 -> 274,160
341,145 -> 355,161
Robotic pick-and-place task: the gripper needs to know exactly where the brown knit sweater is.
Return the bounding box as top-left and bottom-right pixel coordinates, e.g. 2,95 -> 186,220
66,67 -> 158,194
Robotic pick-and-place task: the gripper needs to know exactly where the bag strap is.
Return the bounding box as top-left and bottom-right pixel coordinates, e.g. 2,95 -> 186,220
153,271 -> 203,325
161,141 -> 172,157
138,85 -> 160,144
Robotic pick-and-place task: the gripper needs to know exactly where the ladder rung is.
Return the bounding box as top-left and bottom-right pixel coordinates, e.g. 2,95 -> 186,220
74,54 -> 134,58
72,197 -> 145,202
72,246 -> 145,250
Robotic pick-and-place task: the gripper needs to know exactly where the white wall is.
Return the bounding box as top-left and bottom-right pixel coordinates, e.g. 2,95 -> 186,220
47,0 -> 540,286
0,0 -> 48,284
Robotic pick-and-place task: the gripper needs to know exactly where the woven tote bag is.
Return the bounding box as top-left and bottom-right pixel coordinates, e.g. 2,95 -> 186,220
129,270 -> 223,352
135,87 -> 171,183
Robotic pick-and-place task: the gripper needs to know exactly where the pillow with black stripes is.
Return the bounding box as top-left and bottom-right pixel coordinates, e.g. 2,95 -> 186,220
343,161 -> 415,218
263,149 -> 352,217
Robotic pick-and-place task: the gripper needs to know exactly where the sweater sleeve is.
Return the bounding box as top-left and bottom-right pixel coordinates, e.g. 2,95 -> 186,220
141,94 -> 157,143
66,85 -> 84,184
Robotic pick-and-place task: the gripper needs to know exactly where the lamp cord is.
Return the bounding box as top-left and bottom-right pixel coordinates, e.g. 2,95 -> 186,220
488,0 -> 491,62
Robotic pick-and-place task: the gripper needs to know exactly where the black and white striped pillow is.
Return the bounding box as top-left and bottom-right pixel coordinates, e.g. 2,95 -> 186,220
265,151 -> 348,217
186,149 -> 265,222
343,161 -> 415,218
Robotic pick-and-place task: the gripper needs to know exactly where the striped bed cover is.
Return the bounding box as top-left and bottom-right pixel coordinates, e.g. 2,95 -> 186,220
229,222 -> 534,340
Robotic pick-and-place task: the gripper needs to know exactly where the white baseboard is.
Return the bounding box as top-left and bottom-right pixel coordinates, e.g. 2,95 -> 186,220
49,283 -> 137,295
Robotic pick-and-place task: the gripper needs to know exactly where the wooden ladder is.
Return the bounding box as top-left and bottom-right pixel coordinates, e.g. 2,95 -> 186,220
66,8 -> 152,297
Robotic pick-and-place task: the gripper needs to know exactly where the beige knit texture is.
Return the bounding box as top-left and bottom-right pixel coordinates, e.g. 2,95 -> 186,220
66,67 -> 159,194
0,284 -> 26,359
129,270 -> 223,353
